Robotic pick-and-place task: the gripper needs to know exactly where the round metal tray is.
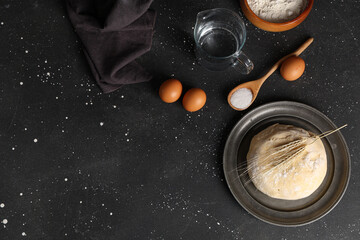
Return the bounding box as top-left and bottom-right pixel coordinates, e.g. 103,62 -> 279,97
223,101 -> 350,226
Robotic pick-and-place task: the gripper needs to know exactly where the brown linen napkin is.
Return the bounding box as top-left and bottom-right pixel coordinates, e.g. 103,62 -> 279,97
66,0 -> 156,93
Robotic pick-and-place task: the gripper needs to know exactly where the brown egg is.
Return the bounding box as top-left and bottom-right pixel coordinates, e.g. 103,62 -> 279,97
182,88 -> 207,112
159,79 -> 183,103
280,56 -> 306,81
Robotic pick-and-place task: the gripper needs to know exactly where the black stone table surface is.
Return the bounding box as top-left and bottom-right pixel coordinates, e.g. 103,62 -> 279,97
1,0 -> 359,239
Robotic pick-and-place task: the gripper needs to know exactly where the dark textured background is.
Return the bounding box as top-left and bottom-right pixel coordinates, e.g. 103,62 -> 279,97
0,0 -> 359,239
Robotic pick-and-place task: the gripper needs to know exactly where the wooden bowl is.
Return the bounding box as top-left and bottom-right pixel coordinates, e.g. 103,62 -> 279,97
240,0 -> 314,32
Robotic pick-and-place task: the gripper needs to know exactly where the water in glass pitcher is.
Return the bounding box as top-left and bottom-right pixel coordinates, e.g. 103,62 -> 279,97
198,27 -> 239,58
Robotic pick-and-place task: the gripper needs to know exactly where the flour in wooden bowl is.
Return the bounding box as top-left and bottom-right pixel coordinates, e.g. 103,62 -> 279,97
247,0 -> 308,23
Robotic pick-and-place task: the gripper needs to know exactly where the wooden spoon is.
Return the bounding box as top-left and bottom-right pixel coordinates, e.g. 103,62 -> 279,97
228,37 -> 314,111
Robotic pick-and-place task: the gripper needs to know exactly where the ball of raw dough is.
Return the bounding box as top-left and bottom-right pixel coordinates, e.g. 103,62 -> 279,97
246,124 -> 327,200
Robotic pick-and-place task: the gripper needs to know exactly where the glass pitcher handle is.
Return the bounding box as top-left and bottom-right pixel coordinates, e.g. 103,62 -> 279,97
235,51 -> 254,74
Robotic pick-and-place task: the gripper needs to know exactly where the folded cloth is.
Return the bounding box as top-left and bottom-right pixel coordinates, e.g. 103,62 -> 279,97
66,0 -> 156,93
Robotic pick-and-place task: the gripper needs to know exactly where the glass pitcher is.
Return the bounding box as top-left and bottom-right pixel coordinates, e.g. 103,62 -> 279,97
194,8 -> 254,73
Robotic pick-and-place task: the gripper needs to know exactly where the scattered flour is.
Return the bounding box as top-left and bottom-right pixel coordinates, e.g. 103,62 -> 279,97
230,88 -> 253,109
247,0 -> 308,23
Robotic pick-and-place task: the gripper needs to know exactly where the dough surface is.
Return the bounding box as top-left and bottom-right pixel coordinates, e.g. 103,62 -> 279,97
246,124 -> 327,200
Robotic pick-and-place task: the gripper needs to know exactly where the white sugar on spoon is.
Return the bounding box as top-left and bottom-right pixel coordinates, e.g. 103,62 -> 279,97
230,88 -> 253,110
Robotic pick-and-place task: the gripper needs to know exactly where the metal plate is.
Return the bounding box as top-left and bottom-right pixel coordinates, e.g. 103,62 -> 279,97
223,101 -> 350,227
